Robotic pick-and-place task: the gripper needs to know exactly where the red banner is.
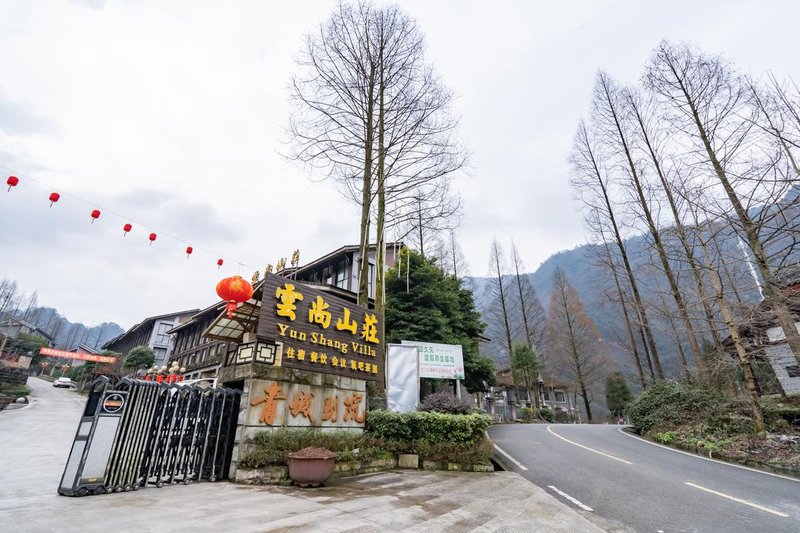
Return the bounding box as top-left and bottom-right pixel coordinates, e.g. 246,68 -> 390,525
39,347 -> 117,364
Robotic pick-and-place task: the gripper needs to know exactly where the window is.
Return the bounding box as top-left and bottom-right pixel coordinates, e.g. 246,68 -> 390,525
153,347 -> 167,366
368,263 -> 375,298
155,322 -> 171,345
787,365 -> 800,378
555,391 -> 566,403
543,390 -> 550,401
335,260 -> 348,289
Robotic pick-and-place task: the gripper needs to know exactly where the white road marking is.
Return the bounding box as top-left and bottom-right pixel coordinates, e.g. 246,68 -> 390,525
547,485 -> 593,512
546,426 -> 632,465
684,482 -> 789,518
492,443 -> 528,471
618,428 -> 800,484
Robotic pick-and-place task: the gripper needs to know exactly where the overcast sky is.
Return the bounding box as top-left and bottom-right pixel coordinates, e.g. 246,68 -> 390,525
0,0 -> 797,328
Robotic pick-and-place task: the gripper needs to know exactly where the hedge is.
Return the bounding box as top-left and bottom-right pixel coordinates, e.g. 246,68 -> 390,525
366,409 -> 491,444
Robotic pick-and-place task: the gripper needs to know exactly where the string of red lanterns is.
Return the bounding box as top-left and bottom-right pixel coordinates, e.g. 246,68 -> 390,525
2,170 -> 256,271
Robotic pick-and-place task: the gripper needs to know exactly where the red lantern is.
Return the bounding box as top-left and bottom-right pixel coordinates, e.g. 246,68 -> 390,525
185,246 -> 193,258
149,232 -> 157,245
216,275 -> 254,318
217,258 -> 224,269
48,192 -> 60,207
123,223 -> 132,236
6,176 -> 18,191
90,209 -> 101,223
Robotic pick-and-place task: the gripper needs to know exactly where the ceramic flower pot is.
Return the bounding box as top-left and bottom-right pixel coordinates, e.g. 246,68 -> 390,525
286,447 -> 336,487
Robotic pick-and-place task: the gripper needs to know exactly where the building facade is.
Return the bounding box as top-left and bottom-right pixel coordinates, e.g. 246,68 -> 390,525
0,316 -> 55,348
285,243 -> 402,298
102,309 -> 197,369
170,243 -> 403,381
722,268 -> 800,395
168,303 -> 232,382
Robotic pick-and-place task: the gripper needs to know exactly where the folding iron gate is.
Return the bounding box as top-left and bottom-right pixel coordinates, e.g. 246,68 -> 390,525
58,376 -> 241,496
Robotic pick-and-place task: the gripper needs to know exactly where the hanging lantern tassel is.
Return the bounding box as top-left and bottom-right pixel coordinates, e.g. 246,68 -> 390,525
6,176 -> 19,191
48,192 -> 60,207
149,232 -> 157,245
186,246 -> 193,259
216,275 -> 254,318
217,258 -> 224,269
90,209 -> 101,224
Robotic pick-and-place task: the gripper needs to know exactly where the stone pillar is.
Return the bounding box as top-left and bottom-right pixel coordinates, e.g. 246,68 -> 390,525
219,362 -> 367,479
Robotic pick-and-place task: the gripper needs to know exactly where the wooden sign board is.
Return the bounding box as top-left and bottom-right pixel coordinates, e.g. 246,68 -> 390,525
257,273 -> 384,382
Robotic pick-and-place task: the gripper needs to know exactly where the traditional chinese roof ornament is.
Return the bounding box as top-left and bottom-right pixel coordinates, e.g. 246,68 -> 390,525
276,257 -> 286,272
251,270 -> 260,285
216,275 -> 254,318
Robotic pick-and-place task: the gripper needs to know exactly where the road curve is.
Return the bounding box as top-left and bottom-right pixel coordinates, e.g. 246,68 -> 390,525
489,423 -> 800,533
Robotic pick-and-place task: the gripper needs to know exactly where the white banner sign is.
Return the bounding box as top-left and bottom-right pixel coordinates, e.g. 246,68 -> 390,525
401,340 -> 465,380
386,344 -> 419,413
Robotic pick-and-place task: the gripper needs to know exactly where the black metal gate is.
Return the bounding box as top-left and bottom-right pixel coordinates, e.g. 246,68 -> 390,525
58,376 -> 241,496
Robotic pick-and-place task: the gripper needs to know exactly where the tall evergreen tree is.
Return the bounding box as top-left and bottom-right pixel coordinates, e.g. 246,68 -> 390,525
386,249 -> 494,394
605,372 -> 633,418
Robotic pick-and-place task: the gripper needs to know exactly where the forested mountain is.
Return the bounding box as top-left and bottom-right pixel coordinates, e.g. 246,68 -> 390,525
0,279 -> 124,351
470,220 -> 778,385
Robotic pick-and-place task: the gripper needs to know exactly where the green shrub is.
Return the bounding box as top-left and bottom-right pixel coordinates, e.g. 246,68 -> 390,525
242,429 -> 389,468
703,414 -> 755,437
419,391 -> 474,415
416,437 -> 493,465
760,395 -> 800,429
0,383 -> 28,398
653,431 -> 677,444
519,407 -> 554,423
628,381 -> 725,434
366,410 -> 490,444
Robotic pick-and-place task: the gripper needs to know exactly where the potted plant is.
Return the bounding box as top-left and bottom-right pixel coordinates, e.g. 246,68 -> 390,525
286,447 -> 336,487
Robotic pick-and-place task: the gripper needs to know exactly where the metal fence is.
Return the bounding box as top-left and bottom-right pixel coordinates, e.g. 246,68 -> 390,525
59,376 -> 240,496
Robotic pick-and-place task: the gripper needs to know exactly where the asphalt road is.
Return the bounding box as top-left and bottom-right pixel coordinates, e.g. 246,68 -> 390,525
489,424 -> 800,533
0,379 -> 606,532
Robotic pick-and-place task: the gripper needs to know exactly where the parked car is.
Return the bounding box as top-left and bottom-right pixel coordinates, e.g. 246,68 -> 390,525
53,377 -> 73,388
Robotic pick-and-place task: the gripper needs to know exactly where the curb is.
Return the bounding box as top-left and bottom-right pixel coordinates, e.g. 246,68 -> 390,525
622,427 -> 800,481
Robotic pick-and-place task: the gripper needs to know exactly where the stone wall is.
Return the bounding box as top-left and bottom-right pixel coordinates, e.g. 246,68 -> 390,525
0,362 -> 29,386
220,362 -> 367,478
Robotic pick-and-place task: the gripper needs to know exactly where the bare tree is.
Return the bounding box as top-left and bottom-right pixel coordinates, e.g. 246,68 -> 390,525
685,201 -> 766,432
509,243 -> 547,352
570,121 -> 665,378
592,72 -> 706,374
594,231 -> 649,387
547,267 -> 609,423
645,41 -> 800,365
289,1 -> 466,307
484,239 -> 515,364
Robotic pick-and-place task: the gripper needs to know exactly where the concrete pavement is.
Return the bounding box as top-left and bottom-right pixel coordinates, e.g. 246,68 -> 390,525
490,423 -> 800,533
0,378 -> 603,532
